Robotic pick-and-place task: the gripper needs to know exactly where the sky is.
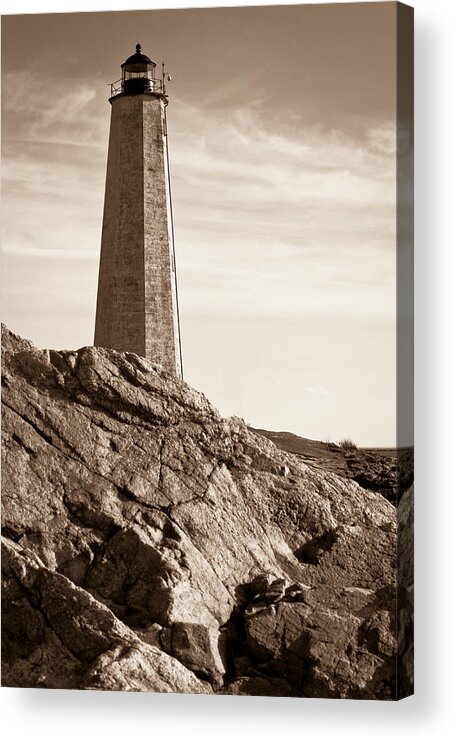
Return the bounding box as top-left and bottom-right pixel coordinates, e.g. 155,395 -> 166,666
1,2 -> 400,446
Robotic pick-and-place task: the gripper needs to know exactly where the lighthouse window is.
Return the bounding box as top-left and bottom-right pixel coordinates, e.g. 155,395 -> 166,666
125,70 -> 153,80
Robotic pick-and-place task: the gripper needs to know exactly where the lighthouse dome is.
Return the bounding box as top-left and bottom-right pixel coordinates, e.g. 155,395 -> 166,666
121,43 -> 156,69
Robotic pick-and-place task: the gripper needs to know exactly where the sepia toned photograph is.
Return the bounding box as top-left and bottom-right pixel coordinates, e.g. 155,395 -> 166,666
1,2 -> 414,699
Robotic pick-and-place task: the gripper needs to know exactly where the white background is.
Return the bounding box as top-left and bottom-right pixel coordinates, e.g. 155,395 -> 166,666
1,0 -> 454,740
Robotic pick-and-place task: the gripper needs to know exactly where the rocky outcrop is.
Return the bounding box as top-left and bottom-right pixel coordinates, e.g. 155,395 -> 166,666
252,428 -> 414,504
397,485 -> 414,697
1,325 -> 407,698
2,538 -> 208,693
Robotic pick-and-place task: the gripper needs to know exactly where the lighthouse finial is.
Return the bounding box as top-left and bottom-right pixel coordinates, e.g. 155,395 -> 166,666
136,43 -> 141,54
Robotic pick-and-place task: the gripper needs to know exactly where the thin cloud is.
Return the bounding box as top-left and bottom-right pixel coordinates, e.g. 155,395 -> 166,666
2,69 -> 108,149
167,98 -> 396,322
306,384 -> 332,397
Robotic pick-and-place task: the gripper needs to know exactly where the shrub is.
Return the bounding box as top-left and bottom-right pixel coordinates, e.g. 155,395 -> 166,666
338,438 -> 358,451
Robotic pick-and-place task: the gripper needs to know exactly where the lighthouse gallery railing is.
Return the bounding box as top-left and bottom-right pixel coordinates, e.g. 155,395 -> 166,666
109,77 -> 166,98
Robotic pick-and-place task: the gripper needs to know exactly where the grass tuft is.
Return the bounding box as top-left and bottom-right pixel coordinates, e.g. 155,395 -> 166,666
338,438 -> 358,451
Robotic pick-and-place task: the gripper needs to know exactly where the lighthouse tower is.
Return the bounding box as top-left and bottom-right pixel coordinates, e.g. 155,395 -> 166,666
94,44 -> 182,377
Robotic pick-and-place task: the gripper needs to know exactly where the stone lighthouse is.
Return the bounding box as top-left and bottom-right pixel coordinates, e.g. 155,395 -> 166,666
94,44 -> 182,377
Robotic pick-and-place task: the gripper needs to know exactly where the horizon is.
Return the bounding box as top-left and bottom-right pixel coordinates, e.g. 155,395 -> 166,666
1,3 -> 403,447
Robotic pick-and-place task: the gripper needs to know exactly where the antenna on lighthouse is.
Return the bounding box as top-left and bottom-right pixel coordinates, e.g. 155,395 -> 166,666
162,62 -> 172,94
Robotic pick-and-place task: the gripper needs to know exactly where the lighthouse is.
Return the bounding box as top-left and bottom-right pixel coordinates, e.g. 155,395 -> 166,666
94,44 -> 182,377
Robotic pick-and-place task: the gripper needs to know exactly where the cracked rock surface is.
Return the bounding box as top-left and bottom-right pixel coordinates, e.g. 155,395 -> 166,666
1,325 -> 407,697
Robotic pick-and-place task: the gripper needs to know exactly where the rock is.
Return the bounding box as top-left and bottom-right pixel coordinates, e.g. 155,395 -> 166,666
239,580 -> 396,699
1,324 -> 406,698
220,676 -> 296,697
1,538 -> 209,693
169,622 -> 226,684
251,427 -> 414,504
397,485 -> 414,697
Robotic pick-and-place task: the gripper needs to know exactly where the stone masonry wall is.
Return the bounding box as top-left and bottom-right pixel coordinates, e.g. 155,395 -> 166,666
94,93 -> 181,375
143,98 -> 182,376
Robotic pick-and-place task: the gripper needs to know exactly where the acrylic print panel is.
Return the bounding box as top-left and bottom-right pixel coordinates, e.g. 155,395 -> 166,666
1,2 -> 414,698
